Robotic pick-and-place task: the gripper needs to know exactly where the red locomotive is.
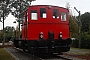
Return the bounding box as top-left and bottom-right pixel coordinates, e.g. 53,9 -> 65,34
14,5 -> 72,54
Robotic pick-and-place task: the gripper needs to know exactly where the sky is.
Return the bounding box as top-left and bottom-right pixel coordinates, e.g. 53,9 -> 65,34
0,0 -> 90,30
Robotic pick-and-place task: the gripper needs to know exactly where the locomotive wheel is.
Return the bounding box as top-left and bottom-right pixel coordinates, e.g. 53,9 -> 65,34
66,38 -> 72,45
14,39 -> 19,48
22,47 -> 26,52
27,46 -> 34,54
21,41 -> 27,52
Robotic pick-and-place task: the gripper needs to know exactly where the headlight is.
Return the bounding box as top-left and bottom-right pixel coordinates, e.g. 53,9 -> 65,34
40,35 -> 43,38
39,32 -> 43,39
60,32 -> 62,38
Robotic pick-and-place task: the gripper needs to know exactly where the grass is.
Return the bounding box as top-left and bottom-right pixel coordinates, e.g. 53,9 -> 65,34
0,48 -> 15,60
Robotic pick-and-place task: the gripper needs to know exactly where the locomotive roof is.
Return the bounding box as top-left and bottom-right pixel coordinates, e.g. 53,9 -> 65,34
21,5 -> 68,15
29,5 -> 68,10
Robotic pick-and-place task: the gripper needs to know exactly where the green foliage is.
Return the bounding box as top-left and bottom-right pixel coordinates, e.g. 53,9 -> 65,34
71,33 -> 90,48
80,32 -> 90,49
0,0 -> 36,21
10,0 -> 36,18
71,12 -> 90,49
71,39 -> 79,48
4,26 -> 15,42
0,26 -> 15,42
69,16 -> 79,38
81,12 -> 90,32
71,32 -> 90,49
0,0 -> 11,19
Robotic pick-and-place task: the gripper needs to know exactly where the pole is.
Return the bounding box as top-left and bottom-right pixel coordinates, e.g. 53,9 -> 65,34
74,7 -> 81,48
78,11 -> 81,48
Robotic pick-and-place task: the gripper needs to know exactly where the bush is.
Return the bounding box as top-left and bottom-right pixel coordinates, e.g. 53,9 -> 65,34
71,32 -> 90,49
80,32 -> 90,49
71,39 -> 79,48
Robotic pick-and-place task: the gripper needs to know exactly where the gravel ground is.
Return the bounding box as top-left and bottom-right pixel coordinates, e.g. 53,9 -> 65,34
5,47 -> 69,60
63,47 -> 90,60
5,47 -> 89,60
65,48 -> 90,55
5,47 -> 41,60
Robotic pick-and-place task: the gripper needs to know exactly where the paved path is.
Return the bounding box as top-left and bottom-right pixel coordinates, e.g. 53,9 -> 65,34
65,47 -> 90,55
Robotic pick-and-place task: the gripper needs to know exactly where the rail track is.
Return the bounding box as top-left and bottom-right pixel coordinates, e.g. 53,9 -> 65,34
5,47 -> 40,60
5,47 -> 83,60
36,54 -> 72,60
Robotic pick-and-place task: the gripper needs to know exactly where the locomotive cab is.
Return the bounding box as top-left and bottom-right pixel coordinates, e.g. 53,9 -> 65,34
14,5 -> 72,54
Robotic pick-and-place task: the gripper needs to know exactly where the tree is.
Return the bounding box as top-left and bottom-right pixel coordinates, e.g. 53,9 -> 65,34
0,0 -> 36,21
0,0 -> 12,21
10,0 -> 36,18
69,16 -> 79,38
0,26 -> 15,42
80,12 -> 90,48
70,12 -> 90,48
4,26 -> 15,42
65,2 -> 79,38
81,12 -> 90,32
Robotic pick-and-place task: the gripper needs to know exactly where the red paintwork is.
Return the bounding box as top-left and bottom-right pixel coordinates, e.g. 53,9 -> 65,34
22,5 -> 69,40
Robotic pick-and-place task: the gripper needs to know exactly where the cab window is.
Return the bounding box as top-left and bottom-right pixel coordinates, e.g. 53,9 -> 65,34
61,12 -> 66,21
53,9 -> 59,18
31,10 -> 38,20
40,8 -> 46,18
